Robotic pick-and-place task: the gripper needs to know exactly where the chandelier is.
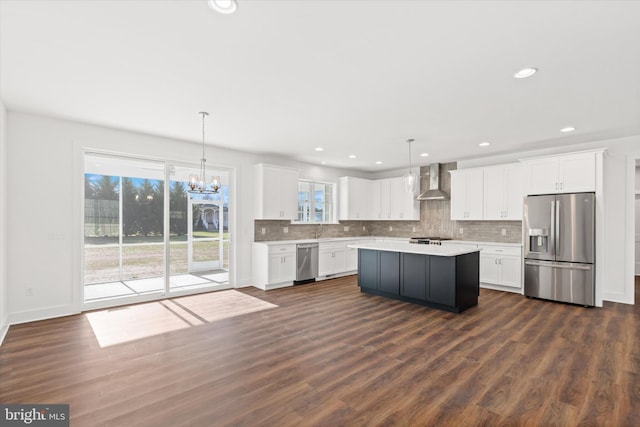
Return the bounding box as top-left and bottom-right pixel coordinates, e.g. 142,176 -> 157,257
402,138 -> 418,193
188,112 -> 221,194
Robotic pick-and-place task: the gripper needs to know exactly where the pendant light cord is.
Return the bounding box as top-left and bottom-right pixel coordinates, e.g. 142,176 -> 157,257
200,112 -> 208,184
407,138 -> 414,174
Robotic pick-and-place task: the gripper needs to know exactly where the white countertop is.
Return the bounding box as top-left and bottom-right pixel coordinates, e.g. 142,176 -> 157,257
444,240 -> 523,247
347,241 -> 480,257
254,237 -> 521,247
255,236 -> 406,246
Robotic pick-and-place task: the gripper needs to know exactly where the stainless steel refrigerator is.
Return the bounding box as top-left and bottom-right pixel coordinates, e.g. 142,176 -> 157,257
523,192 -> 595,306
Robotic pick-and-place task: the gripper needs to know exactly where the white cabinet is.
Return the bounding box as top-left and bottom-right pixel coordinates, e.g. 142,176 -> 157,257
483,163 -> 523,220
345,241 -> 358,271
345,239 -> 368,271
340,176 -> 418,221
371,181 -> 382,220
318,241 -> 346,276
372,179 -> 392,220
478,245 -> 522,289
389,177 -> 420,220
339,177 -> 371,220
255,164 -> 299,220
522,152 -> 596,195
252,243 -> 297,290
450,168 -> 484,220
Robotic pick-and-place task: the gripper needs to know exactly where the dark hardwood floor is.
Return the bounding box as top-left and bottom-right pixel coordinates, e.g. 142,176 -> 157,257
1,276 -> 639,426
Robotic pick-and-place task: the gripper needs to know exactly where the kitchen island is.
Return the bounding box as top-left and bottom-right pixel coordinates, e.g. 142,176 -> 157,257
348,241 -> 480,313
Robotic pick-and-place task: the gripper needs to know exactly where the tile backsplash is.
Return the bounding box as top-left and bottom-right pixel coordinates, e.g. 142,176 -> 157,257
254,221 -> 371,242
254,161 -> 522,244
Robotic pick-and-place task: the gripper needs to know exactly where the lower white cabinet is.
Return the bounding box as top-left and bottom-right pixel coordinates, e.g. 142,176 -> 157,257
319,241 -> 346,276
345,239 -> 368,271
252,243 -> 297,290
479,245 -> 522,289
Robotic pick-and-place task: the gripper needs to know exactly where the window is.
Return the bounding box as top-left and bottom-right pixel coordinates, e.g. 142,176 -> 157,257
297,180 -> 335,223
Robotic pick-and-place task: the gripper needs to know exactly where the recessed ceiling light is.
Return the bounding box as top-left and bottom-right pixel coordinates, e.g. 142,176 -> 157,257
207,0 -> 238,14
375,161 -> 383,165
321,161 -> 327,165
420,153 -> 429,157
315,147 -> 324,152
479,141 -> 491,147
513,67 -> 538,79
560,126 -> 576,133
348,154 -> 357,159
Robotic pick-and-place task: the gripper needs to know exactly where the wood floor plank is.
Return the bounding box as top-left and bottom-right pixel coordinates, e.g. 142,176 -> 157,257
1,276 -> 640,426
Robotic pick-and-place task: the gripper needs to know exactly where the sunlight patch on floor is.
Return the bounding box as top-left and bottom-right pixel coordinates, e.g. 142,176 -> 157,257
86,290 -> 278,347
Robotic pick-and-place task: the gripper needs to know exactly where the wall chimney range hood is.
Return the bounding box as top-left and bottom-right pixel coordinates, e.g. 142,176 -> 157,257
416,163 -> 449,201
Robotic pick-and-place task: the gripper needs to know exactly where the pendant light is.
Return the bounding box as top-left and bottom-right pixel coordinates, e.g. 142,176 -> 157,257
402,138 -> 418,193
188,112 -> 221,194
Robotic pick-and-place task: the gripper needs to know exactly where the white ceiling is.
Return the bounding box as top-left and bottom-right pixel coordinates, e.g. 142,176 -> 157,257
2,1 -> 639,172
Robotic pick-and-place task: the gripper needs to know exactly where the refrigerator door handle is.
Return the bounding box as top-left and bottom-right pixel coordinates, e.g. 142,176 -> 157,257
525,260 -> 591,270
555,199 -> 561,256
550,200 -> 556,257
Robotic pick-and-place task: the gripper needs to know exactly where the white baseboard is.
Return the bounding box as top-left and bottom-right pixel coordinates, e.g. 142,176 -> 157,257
8,304 -> 80,326
0,318 -> 9,346
235,278 -> 253,288
602,291 -> 634,306
480,283 -> 523,294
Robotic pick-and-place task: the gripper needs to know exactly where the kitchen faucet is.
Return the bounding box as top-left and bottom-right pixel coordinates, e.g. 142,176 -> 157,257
314,224 -> 323,239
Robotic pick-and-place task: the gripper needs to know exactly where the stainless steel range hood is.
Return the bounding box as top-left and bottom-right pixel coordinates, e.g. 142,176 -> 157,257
416,163 -> 449,201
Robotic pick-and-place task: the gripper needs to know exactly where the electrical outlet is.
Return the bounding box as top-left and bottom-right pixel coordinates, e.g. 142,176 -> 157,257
344,226 -> 349,232
389,226 -> 393,231
412,226 -> 416,233
501,228 -> 507,236
283,227 -> 289,234
362,226 -> 366,231
261,227 -> 266,235
459,227 -> 464,234
26,288 -> 34,296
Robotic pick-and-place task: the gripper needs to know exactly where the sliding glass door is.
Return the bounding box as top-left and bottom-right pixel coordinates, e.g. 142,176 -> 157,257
168,164 -> 230,294
83,154 -> 232,307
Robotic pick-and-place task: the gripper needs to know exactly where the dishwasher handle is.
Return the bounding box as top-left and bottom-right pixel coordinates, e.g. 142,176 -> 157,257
297,243 -> 319,249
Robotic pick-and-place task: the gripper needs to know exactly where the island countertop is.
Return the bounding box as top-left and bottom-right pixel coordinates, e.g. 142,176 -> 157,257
348,241 -> 480,257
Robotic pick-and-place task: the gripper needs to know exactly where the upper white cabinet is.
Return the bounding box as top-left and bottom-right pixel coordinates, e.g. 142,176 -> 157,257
370,179 -> 392,220
255,164 -> 299,220
339,177 -> 371,220
389,177 -> 420,221
450,168 -> 484,220
483,163 -> 523,220
522,151 -> 597,195
341,176 -> 418,221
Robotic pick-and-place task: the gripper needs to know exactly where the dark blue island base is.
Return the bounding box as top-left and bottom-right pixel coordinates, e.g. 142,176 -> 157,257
357,249 -> 480,313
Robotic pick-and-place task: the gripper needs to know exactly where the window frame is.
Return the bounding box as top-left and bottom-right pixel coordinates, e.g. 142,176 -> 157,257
293,179 -> 337,224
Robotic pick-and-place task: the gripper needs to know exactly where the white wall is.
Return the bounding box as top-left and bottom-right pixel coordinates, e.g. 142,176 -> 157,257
635,166 -> 640,275
6,112 -> 265,323
4,112 -> 358,325
459,135 -> 640,305
0,99 -> 8,343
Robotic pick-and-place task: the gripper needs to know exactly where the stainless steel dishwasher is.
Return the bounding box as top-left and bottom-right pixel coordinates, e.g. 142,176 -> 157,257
296,243 -> 318,283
